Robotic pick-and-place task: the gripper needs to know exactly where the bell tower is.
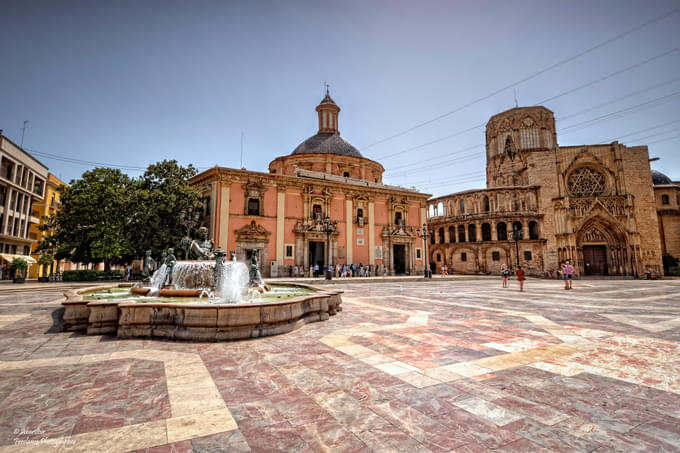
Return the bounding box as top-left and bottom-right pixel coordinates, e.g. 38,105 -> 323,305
316,84 -> 340,135
485,106 -> 557,188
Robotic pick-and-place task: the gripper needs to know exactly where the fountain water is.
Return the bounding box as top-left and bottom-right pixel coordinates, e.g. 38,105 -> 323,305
145,259 -> 251,303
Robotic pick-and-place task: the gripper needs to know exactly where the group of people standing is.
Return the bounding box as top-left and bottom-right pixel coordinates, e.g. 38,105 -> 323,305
500,264 -> 525,291
501,260 -> 575,291
291,263 -> 387,278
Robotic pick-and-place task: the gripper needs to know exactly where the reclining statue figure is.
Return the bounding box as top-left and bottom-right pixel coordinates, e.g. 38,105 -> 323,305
188,226 -> 216,260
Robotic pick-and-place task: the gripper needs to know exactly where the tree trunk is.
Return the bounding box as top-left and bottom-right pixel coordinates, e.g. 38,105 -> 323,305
104,259 -> 111,273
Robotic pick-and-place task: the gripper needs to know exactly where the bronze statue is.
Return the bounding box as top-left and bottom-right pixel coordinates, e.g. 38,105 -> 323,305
189,226 -> 215,260
142,250 -> 157,282
164,248 -> 177,286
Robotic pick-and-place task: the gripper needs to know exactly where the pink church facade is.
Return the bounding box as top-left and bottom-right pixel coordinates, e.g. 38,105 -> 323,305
189,92 -> 431,277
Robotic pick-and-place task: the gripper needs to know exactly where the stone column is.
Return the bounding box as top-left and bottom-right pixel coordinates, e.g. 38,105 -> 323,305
368,200 -> 375,265
276,188 -> 285,268
346,198 -> 353,264
218,183 -> 230,250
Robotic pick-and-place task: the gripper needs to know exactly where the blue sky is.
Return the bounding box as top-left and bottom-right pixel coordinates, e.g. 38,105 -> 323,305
1,0 -> 679,196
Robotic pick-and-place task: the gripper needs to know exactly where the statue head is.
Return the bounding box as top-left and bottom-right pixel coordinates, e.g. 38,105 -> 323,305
168,248 -> 174,255
145,250 -> 152,257
198,226 -> 208,240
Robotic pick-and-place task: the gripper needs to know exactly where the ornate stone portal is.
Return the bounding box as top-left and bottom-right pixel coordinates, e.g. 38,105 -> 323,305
235,220 -> 271,271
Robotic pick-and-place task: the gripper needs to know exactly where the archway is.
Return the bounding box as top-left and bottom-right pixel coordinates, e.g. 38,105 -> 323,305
576,216 -> 629,276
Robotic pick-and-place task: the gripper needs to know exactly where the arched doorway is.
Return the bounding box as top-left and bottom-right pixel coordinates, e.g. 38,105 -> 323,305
576,217 -> 629,276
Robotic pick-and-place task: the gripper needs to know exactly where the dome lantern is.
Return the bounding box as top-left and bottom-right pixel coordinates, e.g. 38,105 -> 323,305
316,84 -> 340,135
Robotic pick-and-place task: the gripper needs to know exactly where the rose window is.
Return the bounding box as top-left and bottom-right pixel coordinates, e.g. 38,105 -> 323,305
567,167 -> 605,197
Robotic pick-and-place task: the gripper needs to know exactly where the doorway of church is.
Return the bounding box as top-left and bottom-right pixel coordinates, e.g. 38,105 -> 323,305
393,244 -> 406,275
583,245 -> 608,275
309,241 -> 325,276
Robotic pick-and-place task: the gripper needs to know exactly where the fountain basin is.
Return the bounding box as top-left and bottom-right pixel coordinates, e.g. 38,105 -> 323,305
62,283 -> 342,341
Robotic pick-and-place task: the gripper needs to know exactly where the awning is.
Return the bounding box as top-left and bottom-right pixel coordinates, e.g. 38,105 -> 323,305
0,253 -> 37,265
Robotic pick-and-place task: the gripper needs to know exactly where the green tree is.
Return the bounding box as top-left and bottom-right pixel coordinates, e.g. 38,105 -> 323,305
54,168 -> 133,271
128,160 -> 202,258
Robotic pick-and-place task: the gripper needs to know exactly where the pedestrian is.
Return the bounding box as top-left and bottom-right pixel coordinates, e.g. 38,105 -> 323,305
561,262 -> 569,290
309,266 -> 314,278
515,265 -> 525,291
565,260 -> 574,289
124,264 -> 130,281
313,263 -> 319,277
501,264 -> 509,288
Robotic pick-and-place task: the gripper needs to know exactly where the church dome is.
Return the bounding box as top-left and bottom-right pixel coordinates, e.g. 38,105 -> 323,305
291,133 -> 363,158
652,170 -> 673,185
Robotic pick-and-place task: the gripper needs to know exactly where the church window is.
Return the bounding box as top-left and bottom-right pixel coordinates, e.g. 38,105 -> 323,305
448,226 -> 455,243
483,196 -> 490,212
438,228 -> 445,243
492,251 -> 500,261
428,205 -> 434,218
458,225 -> 466,242
247,198 -> 260,216
468,224 -> 477,242
436,253 -> 441,262
394,211 -> 403,225
357,208 -> 364,218
461,252 -> 467,262
567,167 -> 606,197
661,194 -> 669,205
497,222 -> 508,240
529,221 -> 539,239
482,223 -> 491,241
437,202 -> 444,216
524,251 -> 532,261
520,127 -> 540,149
459,200 -> 465,214
344,172 -> 350,178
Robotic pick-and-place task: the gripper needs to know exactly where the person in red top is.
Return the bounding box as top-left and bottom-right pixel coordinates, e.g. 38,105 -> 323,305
515,266 -> 525,292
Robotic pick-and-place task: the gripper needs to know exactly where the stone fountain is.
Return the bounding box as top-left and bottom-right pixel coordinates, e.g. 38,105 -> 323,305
61,227 -> 342,341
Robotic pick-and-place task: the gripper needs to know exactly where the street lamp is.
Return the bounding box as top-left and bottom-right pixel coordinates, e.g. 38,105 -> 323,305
417,223 -> 434,278
512,224 -> 523,269
321,216 -> 337,280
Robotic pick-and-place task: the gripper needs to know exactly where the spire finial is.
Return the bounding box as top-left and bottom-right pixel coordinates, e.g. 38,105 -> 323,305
513,89 -> 519,108
325,81 -> 330,96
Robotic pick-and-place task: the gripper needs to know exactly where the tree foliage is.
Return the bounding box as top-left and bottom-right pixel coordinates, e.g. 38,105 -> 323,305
45,160 -> 202,269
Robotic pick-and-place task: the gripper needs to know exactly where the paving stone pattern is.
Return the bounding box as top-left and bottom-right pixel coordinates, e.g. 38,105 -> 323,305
0,278 -> 679,452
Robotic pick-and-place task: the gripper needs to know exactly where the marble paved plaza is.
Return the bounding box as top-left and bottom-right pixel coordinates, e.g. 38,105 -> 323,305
1,277 -> 679,452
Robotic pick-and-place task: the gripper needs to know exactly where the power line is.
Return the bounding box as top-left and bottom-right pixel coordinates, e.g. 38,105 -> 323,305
360,6 -> 680,150
27,148 -> 148,171
373,67 -> 680,164
556,76 -> 680,122
558,90 -> 680,134
385,144 -> 484,172
623,127 -> 680,144
643,132 -> 680,145
375,124 -> 484,160
608,118 -> 680,141
535,48 -> 679,105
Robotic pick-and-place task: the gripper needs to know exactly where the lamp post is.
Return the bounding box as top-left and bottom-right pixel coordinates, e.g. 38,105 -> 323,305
417,223 -> 434,278
179,206 -> 201,259
512,224 -> 523,269
322,216 -> 337,280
